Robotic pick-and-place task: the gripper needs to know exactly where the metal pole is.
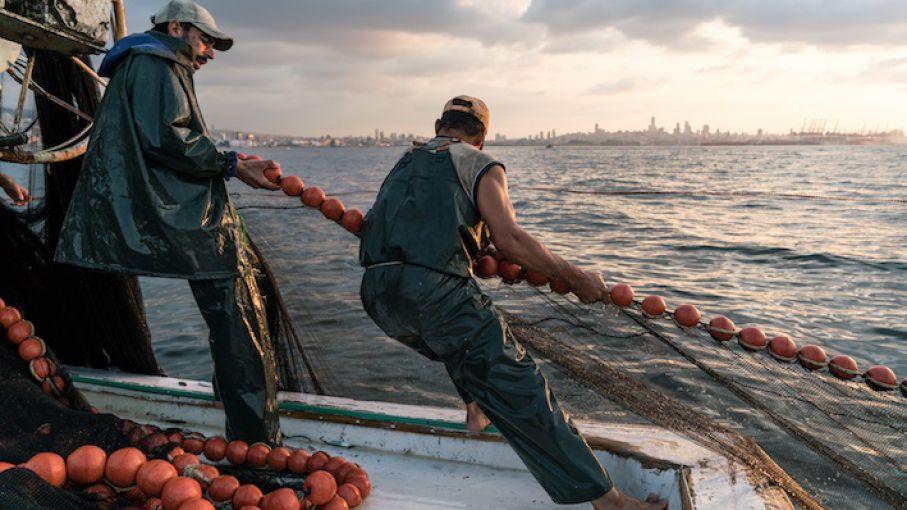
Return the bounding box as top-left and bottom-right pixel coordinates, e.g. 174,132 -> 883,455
70,56 -> 108,87
112,0 -> 128,41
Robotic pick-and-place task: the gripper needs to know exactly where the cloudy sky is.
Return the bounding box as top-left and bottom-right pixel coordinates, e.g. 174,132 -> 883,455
121,0 -> 907,138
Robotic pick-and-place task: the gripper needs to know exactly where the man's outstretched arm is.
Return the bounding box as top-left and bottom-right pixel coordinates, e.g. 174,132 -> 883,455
476,164 -> 608,304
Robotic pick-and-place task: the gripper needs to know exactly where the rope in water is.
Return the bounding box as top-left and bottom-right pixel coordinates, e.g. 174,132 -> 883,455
247,167 -> 905,399
232,185 -> 907,204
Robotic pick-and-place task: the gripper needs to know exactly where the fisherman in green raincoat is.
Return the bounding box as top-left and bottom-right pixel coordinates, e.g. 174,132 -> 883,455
360,96 -> 667,509
55,0 -> 282,445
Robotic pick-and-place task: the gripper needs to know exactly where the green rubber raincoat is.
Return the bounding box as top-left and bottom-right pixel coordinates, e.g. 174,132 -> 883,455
55,31 -> 240,279
53,31 -> 280,445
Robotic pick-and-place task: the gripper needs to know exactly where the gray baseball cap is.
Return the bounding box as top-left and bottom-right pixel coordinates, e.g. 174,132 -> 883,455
151,0 -> 234,51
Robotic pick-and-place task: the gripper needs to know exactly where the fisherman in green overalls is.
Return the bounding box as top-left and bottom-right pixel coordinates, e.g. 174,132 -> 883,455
360,96 -> 667,509
55,1 -> 282,445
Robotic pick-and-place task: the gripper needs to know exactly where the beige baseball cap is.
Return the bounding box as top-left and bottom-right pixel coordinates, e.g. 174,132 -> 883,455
151,0 -> 234,51
443,95 -> 490,131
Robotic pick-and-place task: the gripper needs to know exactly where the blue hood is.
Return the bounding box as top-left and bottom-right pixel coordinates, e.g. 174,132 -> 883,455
98,33 -> 175,78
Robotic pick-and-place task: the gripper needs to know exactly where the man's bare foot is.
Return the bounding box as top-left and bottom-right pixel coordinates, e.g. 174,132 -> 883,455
465,401 -> 491,433
592,488 -> 668,510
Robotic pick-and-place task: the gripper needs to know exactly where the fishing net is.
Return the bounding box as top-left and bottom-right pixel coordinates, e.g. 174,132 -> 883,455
233,186 -> 906,510
0,332 -> 133,509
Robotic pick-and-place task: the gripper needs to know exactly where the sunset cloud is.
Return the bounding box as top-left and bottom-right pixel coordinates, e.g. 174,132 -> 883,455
120,0 -> 907,138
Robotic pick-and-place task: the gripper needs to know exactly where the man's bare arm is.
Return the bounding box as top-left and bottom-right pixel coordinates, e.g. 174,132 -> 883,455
476,165 -> 608,303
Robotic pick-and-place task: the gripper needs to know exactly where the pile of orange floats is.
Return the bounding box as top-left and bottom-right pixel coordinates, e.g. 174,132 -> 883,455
258,164 -> 364,236
0,296 -> 69,405
466,259 -> 907,398
2,428 -> 370,510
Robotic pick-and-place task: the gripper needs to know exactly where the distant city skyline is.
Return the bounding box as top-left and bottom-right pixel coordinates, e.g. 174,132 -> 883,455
211,115 -> 904,142
120,1 -> 907,139
213,114 -> 904,148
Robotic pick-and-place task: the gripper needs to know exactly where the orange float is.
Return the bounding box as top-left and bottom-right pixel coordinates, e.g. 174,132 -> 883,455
324,456 -> 346,477
41,375 -> 65,396
184,463 -> 219,490
0,306 -> 22,328
343,471 -> 371,499
301,187 -> 326,209
66,444 -> 107,485
246,442 -> 271,468
177,499 -> 214,510
181,434 -> 205,455
337,483 -> 363,507
0,462 -> 14,474
318,496 -> 350,510
707,316 -> 735,342
24,452 -> 66,487
524,270 -> 548,286
106,447 -> 147,488
737,327 -> 767,351
264,166 -> 282,183
161,476 -> 203,510
7,319 -> 34,344
266,447 -> 292,472
321,198 -> 345,221
768,335 -> 797,362
640,296 -> 666,318
307,451 -> 330,473
18,336 -> 46,361
136,459 -> 178,497
142,433 -> 171,453
673,304 -> 700,328
171,453 -> 200,475
497,260 -> 523,281
146,497 -> 164,510
261,487 -> 301,510
203,437 -> 227,461
334,462 -> 359,484
549,279 -> 570,295
341,208 -> 365,234
225,440 -> 249,465
287,449 -> 310,474
280,176 -> 304,196
304,470 -> 337,506
0,296 -> 4,308
233,484 -> 264,509
609,284 -> 634,308
865,365 -> 898,391
797,345 -> 827,371
828,355 -> 860,380
475,255 -> 498,279
208,475 -> 241,502
29,357 -> 57,381
166,446 -> 184,462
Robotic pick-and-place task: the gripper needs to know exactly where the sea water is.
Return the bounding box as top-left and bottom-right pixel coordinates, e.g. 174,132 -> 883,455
139,144 -> 907,382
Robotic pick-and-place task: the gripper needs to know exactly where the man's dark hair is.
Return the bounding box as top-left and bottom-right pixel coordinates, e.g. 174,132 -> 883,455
152,21 -> 194,35
437,110 -> 486,137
